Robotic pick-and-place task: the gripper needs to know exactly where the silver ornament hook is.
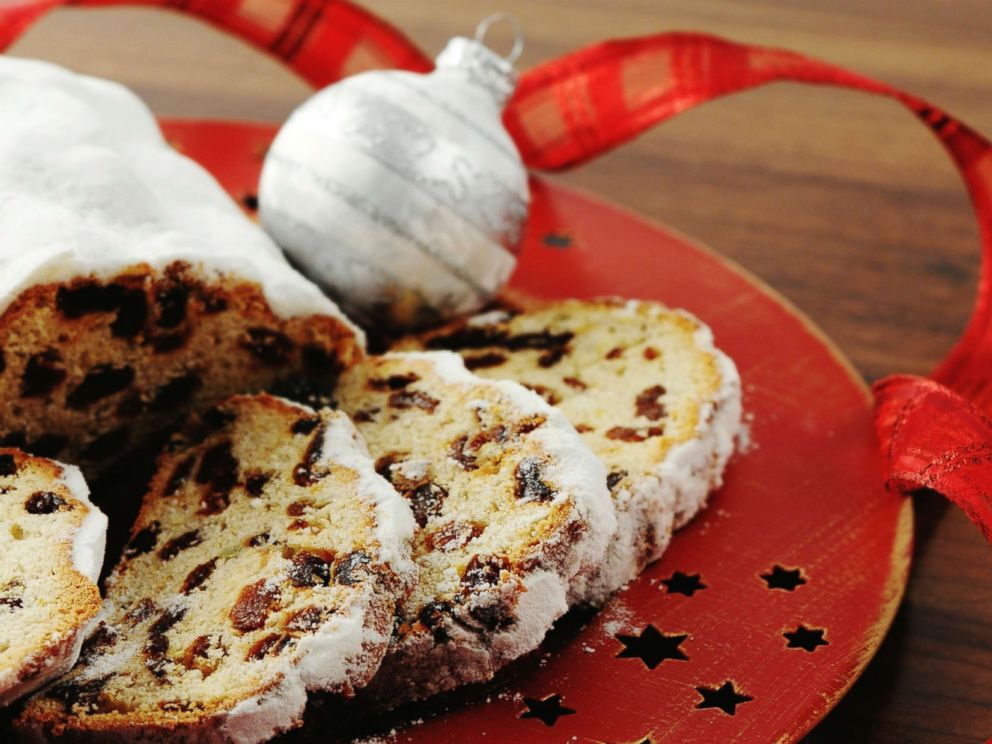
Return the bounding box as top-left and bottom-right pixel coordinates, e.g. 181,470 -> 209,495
475,13 -> 524,64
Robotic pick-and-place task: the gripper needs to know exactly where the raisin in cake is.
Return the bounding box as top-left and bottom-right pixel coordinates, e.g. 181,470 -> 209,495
332,351 -> 614,703
0,57 -> 363,472
17,395 -> 416,743
397,299 -> 742,604
0,449 -> 107,708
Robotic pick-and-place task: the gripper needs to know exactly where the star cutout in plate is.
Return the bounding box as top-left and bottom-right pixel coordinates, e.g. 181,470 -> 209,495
784,625 -> 829,652
760,565 -> 807,591
519,694 -> 577,727
660,571 -> 707,597
616,625 -> 689,669
695,681 -> 753,716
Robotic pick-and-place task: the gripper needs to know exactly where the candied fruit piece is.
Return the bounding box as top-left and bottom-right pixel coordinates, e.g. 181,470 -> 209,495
288,551 -> 333,588
21,349 -> 66,398
240,327 -> 293,365
25,491 -> 69,514
182,559 -> 218,594
635,385 -> 667,421
230,580 -> 281,633
514,458 -> 555,503
158,529 -> 202,561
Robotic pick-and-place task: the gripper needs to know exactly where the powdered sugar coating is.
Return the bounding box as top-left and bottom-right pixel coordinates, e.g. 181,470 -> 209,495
316,411 -> 418,580
222,600 -> 382,744
568,477 -> 676,605
0,56 -> 361,344
660,317 -> 743,528
59,463 -> 108,583
366,569 -> 568,704
614,302 -> 742,527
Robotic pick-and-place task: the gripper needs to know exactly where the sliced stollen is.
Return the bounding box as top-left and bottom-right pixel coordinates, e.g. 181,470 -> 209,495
0,450 -> 107,708
397,299 -> 742,605
0,57 -> 363,472
17,394 -> 416,743
332,351 -> 614,703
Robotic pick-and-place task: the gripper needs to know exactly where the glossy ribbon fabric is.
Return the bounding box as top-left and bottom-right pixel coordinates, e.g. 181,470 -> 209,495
3,0 -> 992,540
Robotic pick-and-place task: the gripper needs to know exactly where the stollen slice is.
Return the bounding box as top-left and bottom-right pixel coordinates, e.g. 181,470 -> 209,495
397,299 -> 742,605
332,351 -> 614,703
0,449 -> 106,707
17,394 -> 415,743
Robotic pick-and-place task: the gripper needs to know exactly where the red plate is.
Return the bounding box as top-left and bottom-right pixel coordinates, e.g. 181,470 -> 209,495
165,119 -> 912,744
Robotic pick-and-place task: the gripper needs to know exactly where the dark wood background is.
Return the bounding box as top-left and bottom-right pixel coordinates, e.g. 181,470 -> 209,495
9,1 -> 992,741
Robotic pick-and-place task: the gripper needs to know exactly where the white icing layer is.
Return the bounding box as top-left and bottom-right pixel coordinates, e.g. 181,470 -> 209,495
489,569 -> 568,666
569,477 -> 676,606
0,56 -> 362,345
530,408 -> 614,581
221,672 -> 305,744
59,462 -> 107,584
221,598 -> 376,744
658,311 -> 743,529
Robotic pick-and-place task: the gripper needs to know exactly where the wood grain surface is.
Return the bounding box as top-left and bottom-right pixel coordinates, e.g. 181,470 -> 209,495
7,1 -> 992,741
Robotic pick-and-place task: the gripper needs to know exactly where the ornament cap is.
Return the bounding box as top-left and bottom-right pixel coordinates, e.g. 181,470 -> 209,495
435,36 -> 517,108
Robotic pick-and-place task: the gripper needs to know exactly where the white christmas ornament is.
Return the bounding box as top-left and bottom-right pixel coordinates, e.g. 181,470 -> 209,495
259,15 -> 530,330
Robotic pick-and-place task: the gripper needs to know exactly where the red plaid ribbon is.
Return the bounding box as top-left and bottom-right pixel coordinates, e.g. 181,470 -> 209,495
4,0 -> 992,542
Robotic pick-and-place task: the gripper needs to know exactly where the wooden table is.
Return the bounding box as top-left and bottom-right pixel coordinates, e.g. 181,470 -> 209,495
9,1 -> 992,741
